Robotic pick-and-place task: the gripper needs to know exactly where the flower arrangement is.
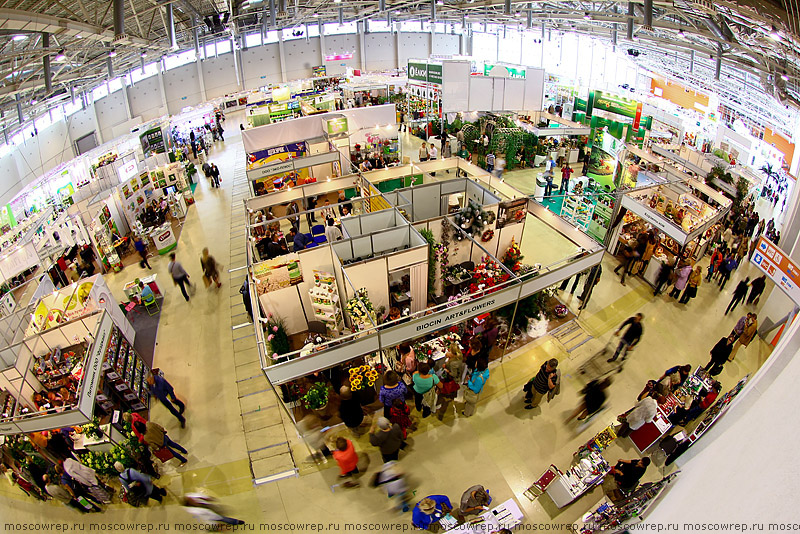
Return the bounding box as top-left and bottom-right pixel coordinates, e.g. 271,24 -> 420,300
301,382 -> 329,410
502,237 -> 524,273
453,200 -> 490,240
469,255 -> 511,294
481,229 -> 495,242
265,313 -> 290,359
348,365 -> 379,391
81,417 -> 104,440
345,288 -> 375,330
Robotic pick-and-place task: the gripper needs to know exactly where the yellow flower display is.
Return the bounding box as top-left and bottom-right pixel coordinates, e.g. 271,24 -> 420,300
349,364 -> 378,391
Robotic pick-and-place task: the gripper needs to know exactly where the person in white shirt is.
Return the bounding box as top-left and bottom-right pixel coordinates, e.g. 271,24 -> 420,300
545,157 -> 556,172
557,145 -> 566,166
325,219 -> 344,242
428,145 -> 438,160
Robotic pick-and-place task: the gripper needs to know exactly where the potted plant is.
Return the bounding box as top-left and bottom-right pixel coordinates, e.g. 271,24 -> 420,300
533,144 -> 548,167
302,382 -> 329,414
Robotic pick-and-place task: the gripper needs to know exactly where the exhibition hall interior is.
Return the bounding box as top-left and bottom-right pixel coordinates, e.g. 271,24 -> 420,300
0,0 -> 798,529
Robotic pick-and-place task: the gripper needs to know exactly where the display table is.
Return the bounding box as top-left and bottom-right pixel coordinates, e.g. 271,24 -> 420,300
123,274 -> 161,300
149,223 -> 177,255
73,423 -> 126,453
542,451 -> 610,508
170,193 -> 188,219
443,499 -> 524,534
416,333 -> 461,362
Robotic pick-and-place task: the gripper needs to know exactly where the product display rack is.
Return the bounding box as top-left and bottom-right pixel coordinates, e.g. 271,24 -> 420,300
99,324 -> 150,413
309,270 -> 343,337
561,194 -> 594,230
587,192 -> 615,242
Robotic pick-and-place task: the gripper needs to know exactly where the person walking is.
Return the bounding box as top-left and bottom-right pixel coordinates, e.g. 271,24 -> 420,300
578,264 -> 602,309
368,417 -> 404,462
607,313 -> 644,362
200,248 -> 222,289
373,461 -> 411,512
182,492 -> 244,528
747,275 -> 767,305
240,277 -> 253,322
669,263 -> 692,299
717,255 -> 737,290
462,358 -> 489,417
331,437 -> 359,487
135,418 -> 189,466
146,372 -> 186,427
615,244 -> 637,285
115,462 -> 166,505
209,164 -> 221,188
133,236 -> 152,270
379,370 -> 407,419
678,266 -> 702,304
729,312 -> 757,361
559,270 -> 584,295
705,334 -> 736,376
706,247 -> 723,282
565,377 -> 612,422
485,152 -> 496,173
168,252 -> 193,302
436,370 -> 460,421
725,277 -> 750,315
412,362 -> 441,418
524,358 -> 559,410
653,258 -> 675,296
418,142 -> 429,162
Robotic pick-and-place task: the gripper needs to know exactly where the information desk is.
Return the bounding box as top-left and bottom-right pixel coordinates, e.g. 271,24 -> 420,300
443,498 -> 524,533
543,451 -> 610,508
149,223 -> 177,255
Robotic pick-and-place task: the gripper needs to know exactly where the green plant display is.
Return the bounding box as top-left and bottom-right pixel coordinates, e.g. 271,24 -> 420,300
462,124 -> 480,153
419,229 -> 436,295
185,162 -> 197,180
302,382 -> 329,410
265,314 -> 291,357
81,417 -> 104,440
733,176 -> 749,212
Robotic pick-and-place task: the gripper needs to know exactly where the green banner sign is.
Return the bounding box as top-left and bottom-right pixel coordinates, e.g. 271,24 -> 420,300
408,61 -> 442,84
574,98 -> 587,112
483,64 -> 526,79
326,117 -> 349,137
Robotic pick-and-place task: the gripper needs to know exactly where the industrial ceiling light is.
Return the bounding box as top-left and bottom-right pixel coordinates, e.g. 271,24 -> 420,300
141,51 -> 147,57
584,12 -> 590,20
12,35 -> 27,41
677,27 -> 684,36
334,0 -> 341,3
781,71 -> 789,81
75,34 -> 82,39
55,51 -> 66,61
109,50 -> 117,57
769,26 -> 782,40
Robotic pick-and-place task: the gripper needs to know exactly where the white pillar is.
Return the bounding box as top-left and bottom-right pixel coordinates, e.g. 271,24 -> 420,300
395,29 -> 401,70
157,63 -> 169,114
196,57 -> 208,100
121,83 -> 133,120
278,32 -> 287,82
319,21 -> 326,66
791,119 -> 800,176
358,21 -> 367,71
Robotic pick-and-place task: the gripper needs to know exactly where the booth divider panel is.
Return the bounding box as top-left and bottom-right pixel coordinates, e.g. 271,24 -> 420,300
373,227 -> 409,255
260,285 -> 308,336
341,217 -> 362,237
264,333 -> 381,385
350,235 -> 373,260
411,185 -> 441,221
332,241 -> 353,262
387,245 -> 427,272
343,259 -> 390,314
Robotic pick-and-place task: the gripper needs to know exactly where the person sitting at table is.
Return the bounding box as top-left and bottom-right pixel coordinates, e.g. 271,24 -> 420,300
289,228 -> 309,252
138,281 -> 155,303
668,381 -> 721,426
412,495 -> 453,531
656,364 -> 692,394
267,234 -> 287,259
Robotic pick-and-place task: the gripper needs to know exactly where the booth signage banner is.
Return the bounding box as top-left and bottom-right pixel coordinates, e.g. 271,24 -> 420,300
427,64 -> 442,85
587,90 -> 643,125
379,287 -> 520,347
751,237 -> 800,306
248,141 -> 308,171
483,64 -> 526,79
327,117 -> 349,137
312,65 -> 327,77
0,421 -> 21,436
621,195 -> 687,245
140,127 -> 165,155
408,62 -> 429,82
78,312 -> 114,417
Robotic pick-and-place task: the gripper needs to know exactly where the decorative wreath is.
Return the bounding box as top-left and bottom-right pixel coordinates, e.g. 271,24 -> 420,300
514,210 -> 525,221
484,211 -> 497,224
481,229 -> 495,242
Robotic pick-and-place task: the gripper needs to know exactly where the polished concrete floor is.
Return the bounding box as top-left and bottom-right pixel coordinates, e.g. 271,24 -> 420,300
0,118 -> 773,528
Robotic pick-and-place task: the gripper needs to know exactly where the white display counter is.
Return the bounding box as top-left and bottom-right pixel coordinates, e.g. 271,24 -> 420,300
149,223 -> 177,255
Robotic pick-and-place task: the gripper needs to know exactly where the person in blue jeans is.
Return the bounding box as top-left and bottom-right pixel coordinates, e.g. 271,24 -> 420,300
147,373 -> 186,428
135,420 -> 189,466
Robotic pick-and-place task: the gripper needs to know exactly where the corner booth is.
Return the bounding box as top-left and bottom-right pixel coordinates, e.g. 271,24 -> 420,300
0,274 -> 150,470
608,177 -> 732,285
241,154 -> 604,439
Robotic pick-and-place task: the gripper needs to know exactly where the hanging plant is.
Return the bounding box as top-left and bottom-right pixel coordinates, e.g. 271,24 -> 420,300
419,229 -> 436,295
453,199 -> 490,240
481,229 -> 495,242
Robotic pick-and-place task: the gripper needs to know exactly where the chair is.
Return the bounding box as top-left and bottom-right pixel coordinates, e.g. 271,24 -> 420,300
311,225 -> 327,244
124,301 -> 140,320
304,242 -> 318,248
141,293 -> 160,316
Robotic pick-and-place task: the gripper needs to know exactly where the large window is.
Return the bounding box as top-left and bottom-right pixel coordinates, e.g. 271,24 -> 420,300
497,28 -> 522,64
400,20 -> 421,32
64,99 -> 82,117
131,61 -> 159,83
205,42 -> 217,58
282,27 -> 305,41
215,39 -> 232,55
472,32 -> 497,63
34,114 -> 52,131
107,77 -> 124,93
307,23 -> 320,37
323,21 -> 357,35
49,106 -> 64,123
263,30 -> 279,43
91,84 -> 108,101
368,20 -> 390,32
245,33 -> 262,48
164,49 -> 197,70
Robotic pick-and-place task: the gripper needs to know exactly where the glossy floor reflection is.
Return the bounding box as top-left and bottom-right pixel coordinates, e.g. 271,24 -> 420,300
1,118 -> 772,530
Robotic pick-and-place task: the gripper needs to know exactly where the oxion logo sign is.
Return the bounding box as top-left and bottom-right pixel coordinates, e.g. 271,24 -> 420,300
158,231 -> 172,242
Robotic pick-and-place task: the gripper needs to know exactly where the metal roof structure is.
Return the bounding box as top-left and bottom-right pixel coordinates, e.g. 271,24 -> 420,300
0,0 -> 798,136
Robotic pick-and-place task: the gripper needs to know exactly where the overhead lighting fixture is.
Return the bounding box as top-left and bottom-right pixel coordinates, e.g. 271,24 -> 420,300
678,28 -> 685,36
781,71 -> 789,81
141,51 -> 147,58
769,27 -> 782,40
584,12 -> 590,20
109,50 -> 117,57
75,34 -> 82,39
55,52 -> 66,61
31,99 -> 37,104
12,35 -> 27,42
312,12 -> 318,17
334,0 -> 341,3
436,0 -> 443,4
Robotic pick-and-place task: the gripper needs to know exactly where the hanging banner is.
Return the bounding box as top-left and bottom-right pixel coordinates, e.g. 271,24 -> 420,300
247,142 -> 308,170
140,127 -> 165,155
751,237 -> 800,306
483,64 -> 526,79
407,61 -> 442,85
586,90 -> 644,128
326,117 -> 349,137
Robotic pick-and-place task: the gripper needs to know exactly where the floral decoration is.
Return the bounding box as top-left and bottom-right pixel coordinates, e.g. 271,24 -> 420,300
345,288 -> 375,330
348,365 -> 379,391
469,255 -> 511,294
502,237 -> 524,273
301,382 -> 329,410
453,200 -> 490,240
481,229 -> 495,242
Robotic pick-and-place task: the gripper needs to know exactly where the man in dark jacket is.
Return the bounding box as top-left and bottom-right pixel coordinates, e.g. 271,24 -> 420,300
578,263 -> 602,310
747,275 -> 767,305
369,417 -> 404,462
725,278 -> 750,315
608,313 -> 644,362
338,387 -> 364,435
705,334 -> 736,376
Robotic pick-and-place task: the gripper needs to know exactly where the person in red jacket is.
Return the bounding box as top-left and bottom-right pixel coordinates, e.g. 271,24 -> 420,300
122,412 -> 148,443
331,438 -> 359,488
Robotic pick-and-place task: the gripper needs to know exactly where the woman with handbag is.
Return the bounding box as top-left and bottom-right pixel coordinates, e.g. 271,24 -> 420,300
398,344 -> 416,387
436,370 -> 460,420
379,371 -> 407,419
412,362 -> 441,418
463,358 -> 489,417
200,248 -> 222,289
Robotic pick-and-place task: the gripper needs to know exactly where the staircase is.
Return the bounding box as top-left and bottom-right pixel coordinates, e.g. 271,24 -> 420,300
227,149 -> 299,485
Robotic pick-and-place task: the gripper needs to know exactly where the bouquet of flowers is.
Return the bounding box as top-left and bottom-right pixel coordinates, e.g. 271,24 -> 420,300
345,288 -> 375,330
502,237 -> 524,273
265,313 -> 290,359
348,365 -> 379,391
469,255 -> 511,294
81,417 -> 104,440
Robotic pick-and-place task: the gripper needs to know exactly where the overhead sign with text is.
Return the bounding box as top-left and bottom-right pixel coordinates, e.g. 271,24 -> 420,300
751,237 -> 800,306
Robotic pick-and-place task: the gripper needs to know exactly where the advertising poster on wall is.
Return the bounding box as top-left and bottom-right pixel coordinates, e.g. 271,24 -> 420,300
140,127 -> 166,155
248,142 -> 310,195
312,65 -> 327,77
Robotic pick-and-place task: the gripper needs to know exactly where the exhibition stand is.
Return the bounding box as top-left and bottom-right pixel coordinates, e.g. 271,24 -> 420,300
243,156 -> 604,427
